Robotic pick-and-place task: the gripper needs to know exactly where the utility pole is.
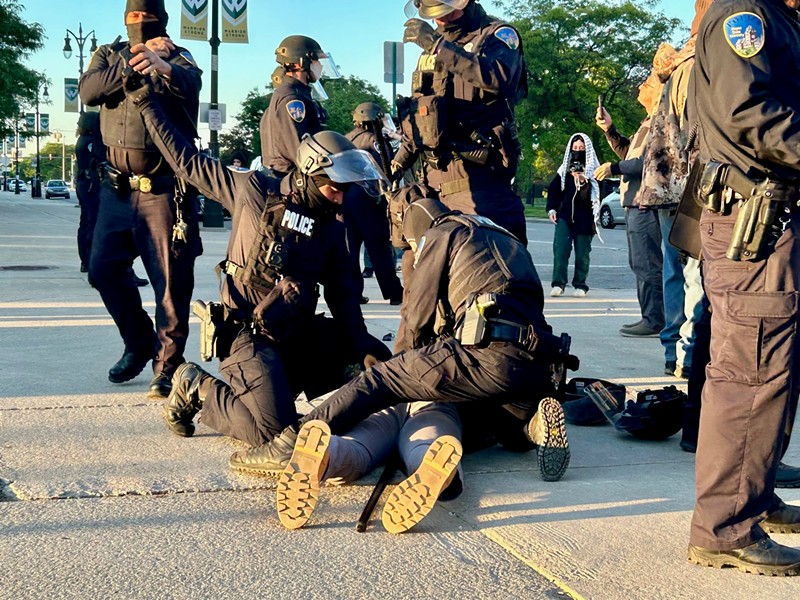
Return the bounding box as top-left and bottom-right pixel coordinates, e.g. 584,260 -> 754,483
14,117 -> 20,195
209,0 -> 220,159
33,82 -> 49,198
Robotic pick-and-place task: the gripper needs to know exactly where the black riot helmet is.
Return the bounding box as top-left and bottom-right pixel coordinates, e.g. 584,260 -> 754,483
405,0 -> 471,19
402,197 -> 453,252
275,35 -> 327,70
296,131 -> 388,197
77,111 -> 100,136
614,386 -> 686,440
352,102 -> 385,127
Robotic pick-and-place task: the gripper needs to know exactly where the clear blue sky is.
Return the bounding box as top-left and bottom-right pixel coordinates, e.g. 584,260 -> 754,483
15,0 -> 688,154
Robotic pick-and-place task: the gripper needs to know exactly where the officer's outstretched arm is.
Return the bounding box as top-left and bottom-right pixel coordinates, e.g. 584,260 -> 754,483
79,45 -> 124,107
133,92 -> 238,213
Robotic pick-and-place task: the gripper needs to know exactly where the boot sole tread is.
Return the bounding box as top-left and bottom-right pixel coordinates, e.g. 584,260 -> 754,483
381,435 -> 462,534
276,421 -> 331,530
532,398 -> 570,482
688,547 -> 800,576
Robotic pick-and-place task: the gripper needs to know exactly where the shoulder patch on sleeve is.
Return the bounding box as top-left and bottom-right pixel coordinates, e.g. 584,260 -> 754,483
286,100 -> 306,123
179,51 -> 197,67
494,26 -> 520,51
723,12 -> 765,58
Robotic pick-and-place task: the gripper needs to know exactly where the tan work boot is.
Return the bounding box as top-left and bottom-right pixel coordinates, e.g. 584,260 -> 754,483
528,397 -> 570,482
381,435 -> 462,534
275,420 -> 331,530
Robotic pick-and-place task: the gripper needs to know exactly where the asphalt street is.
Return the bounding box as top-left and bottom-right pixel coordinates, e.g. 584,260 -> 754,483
1,191 -> 798,600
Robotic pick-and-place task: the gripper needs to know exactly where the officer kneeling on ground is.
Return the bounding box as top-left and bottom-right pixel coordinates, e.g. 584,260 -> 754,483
123,79 -> 391,448
231,197 -> 576,532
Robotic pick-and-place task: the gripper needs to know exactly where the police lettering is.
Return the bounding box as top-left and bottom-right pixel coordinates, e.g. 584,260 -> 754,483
417,54 -> 436,72
281,209 -> 315,237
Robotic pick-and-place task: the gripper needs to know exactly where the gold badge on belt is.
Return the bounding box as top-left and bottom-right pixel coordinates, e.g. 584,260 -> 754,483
139,177 -> 152,194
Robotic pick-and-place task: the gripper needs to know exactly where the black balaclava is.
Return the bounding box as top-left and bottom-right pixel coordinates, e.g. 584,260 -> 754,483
125,0 -> 169,46
440,1 -> 485,42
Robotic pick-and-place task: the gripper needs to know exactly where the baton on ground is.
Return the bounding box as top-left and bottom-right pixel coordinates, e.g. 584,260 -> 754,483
356,452 -> 399,533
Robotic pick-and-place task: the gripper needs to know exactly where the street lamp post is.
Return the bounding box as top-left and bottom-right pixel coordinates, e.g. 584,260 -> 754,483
33,82 -> 50,198
63,23 -> 97,112
52,130 -> 66,182
14,116 -> 21,195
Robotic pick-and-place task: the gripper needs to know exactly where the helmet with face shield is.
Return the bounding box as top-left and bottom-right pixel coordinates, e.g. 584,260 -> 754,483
404,0 -> 471,19
296,131 -> 388,197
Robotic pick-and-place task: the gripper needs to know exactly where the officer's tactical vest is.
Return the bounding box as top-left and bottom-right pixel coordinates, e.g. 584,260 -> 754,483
440,214 -> 530,311
235,195 -> 324,295
100,42 -> 195,152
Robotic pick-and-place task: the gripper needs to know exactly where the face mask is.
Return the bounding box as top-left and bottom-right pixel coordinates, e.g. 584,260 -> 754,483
570,150 -> 586,166
127,21 -> 166,46
309,61 -> 324,83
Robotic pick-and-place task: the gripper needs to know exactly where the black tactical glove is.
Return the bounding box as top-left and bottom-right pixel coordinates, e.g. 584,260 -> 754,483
356,333 -> 393,369
123,71 -> 154,106
403,18 -> 442,53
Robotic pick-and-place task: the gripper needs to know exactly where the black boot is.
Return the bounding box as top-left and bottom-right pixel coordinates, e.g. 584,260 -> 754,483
163,362 -> 210,437
776,462 -> 800,489
688,538 -> 800,576
148,372 -> 172,399
763,502 -> 800,534
108,348 -> 153,383
229,426 -> 299,477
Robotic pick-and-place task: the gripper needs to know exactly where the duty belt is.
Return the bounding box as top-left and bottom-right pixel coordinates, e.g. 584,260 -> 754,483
104,165 -> 174,195
485,319 -> 531,345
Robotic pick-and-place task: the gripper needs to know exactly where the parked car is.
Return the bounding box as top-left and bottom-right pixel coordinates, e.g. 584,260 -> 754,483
599,189 -> 625,229
7,179 -> 27,193
45,179 -> 70,199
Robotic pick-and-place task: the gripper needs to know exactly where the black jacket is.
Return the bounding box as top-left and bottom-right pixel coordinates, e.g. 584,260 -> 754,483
546,174 -> 595,235
693,0 -> 800,182
137,96 -> 371,348
260,78 -> 323,177
80,40 -> 201,175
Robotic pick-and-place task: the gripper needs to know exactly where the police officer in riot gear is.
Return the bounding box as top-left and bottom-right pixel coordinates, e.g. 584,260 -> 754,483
686,0 -> 800,576
230,198 -> 575,498
124,76 -> 392,447
394,0 -> 528,243
79,0 -> 202,398
260,35 -> 328,177
343,102 -> 404,305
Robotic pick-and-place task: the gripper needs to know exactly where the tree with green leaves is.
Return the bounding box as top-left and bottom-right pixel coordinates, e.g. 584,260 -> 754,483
219,75 -> 389,164
0,0 -> 45,137
496,0 -> 682,194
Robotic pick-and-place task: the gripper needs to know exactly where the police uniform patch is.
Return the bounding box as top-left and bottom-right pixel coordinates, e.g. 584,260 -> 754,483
494,26 -> 520,50
179,51 -> 197,67
464,42 -> 474,53
286,100 -> 306,123
723,12 -> 765,58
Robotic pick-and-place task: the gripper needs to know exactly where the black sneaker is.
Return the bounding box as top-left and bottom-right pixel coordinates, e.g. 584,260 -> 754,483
664,360 -> 677,376
619,322 -> 660,338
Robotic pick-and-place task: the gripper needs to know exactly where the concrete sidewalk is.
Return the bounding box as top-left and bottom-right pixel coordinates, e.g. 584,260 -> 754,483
1,191 -> 797,599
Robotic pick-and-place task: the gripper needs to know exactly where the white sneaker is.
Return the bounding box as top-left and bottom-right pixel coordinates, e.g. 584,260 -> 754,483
550,286 -> 564,297
573,288 -> 587,297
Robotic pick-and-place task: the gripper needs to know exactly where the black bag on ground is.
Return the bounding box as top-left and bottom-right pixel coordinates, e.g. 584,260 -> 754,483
614,385 -> 686,440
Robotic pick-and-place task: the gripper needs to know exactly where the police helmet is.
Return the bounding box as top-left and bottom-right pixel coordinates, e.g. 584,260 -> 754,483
275,35 -> 327,68
402,197 -> 453,251
562,378 -> 626,426
77,111 -> 100,134
271,66 -> 285,87
614,386 -> 686,440
296,131 -> 388,196
352,102 -> 385,126
405,0 -> 471,19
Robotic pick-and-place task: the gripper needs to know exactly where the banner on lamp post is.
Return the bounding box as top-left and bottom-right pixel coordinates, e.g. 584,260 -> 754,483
221,0 -> 248,43
39,114 -> 49,134
64,78 -> 79,113
25,113 -> 35,132
180,0 -> 209,41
